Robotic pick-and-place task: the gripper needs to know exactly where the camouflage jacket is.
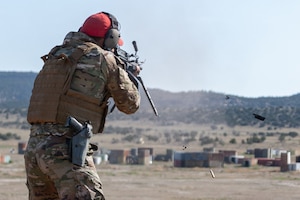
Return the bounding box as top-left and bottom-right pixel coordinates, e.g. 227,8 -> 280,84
61,31 -> 140,113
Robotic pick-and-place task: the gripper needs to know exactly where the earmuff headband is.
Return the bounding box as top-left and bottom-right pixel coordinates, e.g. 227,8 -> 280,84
102,12 -> 120,30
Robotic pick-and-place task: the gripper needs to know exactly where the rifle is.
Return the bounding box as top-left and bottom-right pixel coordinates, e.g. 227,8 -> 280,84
111,41 -> 159,116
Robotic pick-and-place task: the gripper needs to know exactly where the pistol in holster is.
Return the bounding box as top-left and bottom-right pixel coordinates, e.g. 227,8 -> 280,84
65,116 -> 93,167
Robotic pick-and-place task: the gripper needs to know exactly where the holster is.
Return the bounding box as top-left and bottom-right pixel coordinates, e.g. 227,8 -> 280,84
65,116 -> 93,166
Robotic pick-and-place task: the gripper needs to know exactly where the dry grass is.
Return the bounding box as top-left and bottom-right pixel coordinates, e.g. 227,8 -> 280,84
1,153 -> 300,200
1,120 -> 300,199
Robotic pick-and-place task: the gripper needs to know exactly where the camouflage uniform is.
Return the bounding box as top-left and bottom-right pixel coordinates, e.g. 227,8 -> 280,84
24,32 -> 140,200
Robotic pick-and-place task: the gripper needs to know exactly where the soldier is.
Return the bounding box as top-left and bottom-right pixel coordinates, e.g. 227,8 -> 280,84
24,12 -> 140,200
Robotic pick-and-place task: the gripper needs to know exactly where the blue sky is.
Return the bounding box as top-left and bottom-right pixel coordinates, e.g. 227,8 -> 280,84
1,0 -> 300,97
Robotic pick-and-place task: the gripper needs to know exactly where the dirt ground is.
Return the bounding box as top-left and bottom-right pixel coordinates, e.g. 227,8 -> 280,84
1,152 -> 300,200
1,121 -> 300,200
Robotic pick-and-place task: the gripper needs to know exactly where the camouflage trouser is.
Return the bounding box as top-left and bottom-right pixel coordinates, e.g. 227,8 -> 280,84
24,124 -> 105,200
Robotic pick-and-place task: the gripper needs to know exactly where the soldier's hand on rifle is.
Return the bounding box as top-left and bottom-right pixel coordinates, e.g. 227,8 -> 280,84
127,63 -> 141,77
133,65 -> 141,76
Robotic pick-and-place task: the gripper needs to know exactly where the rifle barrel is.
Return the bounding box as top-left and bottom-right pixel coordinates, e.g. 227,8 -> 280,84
137,76 -> 159,116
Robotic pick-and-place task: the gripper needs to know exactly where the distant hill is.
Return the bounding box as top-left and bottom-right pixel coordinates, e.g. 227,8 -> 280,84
1,71 -> 300,128
0,72 -> 36,108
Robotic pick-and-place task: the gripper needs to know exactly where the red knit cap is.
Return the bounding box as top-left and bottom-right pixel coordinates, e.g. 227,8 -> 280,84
80,12 -> 123,45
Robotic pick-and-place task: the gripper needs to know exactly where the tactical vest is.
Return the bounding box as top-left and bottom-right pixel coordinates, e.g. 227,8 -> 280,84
27,42 -> 109,134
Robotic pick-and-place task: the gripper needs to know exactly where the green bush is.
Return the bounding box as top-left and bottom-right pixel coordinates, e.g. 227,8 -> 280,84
0,132 -> 21,140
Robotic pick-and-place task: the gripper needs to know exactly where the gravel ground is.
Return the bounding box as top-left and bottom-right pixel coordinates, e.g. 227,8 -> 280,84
1,154 -> 300,200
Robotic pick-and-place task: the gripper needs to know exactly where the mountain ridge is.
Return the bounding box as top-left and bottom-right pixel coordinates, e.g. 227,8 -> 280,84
1,71 -> 299,128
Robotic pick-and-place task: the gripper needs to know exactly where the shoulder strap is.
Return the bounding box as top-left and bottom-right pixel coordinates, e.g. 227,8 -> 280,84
69,43 -> 93,63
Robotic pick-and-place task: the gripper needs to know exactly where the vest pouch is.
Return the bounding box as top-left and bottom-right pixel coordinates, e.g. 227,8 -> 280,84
56,89 -> 107,134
